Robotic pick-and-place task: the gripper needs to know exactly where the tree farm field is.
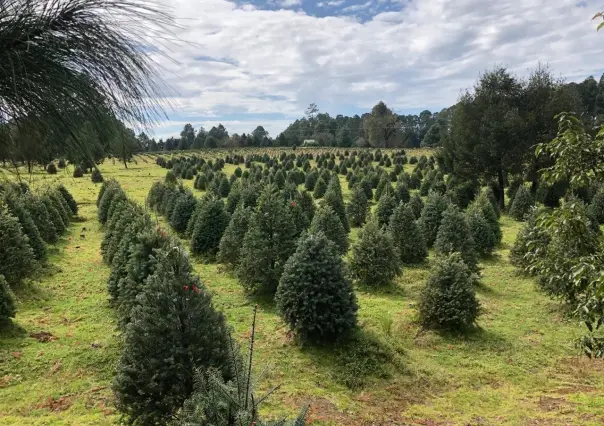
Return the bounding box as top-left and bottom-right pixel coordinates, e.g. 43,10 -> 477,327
1,148 -> 604,426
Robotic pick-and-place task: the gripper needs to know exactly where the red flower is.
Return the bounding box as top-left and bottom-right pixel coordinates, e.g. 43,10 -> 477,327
192,285 -> 199,294
183,285 -> 189,291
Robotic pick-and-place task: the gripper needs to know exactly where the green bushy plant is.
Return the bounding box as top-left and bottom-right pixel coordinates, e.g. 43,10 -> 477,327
170,192 -> 197,234
434,205 -> 478,272
217,205 -> 252,267
91,168 -> 104,183
309,204 -> 348,255
388,203 -> 427,264
347,185 -> 369,227
0,275 -> 17,321
509,186 -> 534,221
374,189 -> 397,227
418,192 -> 450,248
0,209 -> 35,286
190,197 -> 230,259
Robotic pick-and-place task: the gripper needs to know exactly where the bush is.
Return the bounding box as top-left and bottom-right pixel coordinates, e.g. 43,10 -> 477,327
97,181 -> 124,224
22,194 -> 57,243
418,192 -> 450,248
0,275 -> 16,321
190,197 -> 230,259
0,210 -> 35,286
11,202 -> 46,262
466,209 -> 496,257
434,204 -> 478,272
589,188 -> 604,224
72,165 -> 84,178
165,170 -> 178,185
57,159 -> 66,169
323,175 -> 350,233
509,186 -> 533,221
276,232 -> 358,343
375,189 -> 397,227
350,220 -> 400,287
57,184 -> 78,215
313,176 -> 327,199
395,183 -> 410,204
91,168 -> 104,183
169,192 -> 197,234
218,176 -> 231,197
113,247 -> 231,425
409,192 -> 424,219
468,193 -> 502,245
419,254 -> 480,331
217,205 -> 252,267
510,208 -> 548,270
46,163 -> 57,174
347,185 -> 369,227
237,187 -> 297,295
41,195 -> 66,234
304,172 -> 317,191
388,203 -> 427,264
309,205 -> 349,255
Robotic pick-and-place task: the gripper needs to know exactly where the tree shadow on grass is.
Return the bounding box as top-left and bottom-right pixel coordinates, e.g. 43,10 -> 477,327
0,318 -> 27,339
434,325 -> 513,354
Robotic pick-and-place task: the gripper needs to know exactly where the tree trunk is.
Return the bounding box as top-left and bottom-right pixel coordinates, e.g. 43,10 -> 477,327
497,167 -> 505,210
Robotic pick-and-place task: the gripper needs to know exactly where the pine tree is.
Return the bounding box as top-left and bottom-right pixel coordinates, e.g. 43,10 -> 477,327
466,210 -> 496,257
395,183 -> 410,204
408,192 -> 424,219
190,197 -> 230,259
510,208 -> 550,270
237,187 -> 297,295
289,197 -> 310,238
113,247 -> 231,425
298,190 -> 315,223
73,165 -> 84,178
375,188 -> 397,227
22,194 -> 57,243
468,193 -> 502,244
98,181 -> 124,224
419,253 -> 480,331
170,192 -> 197,234
313,176 -> 327,199
588,187 -> 604,224
274,169 -> 286,189
434,204 -> 478,272
388,203 -> 427,264
347,185 -> 369,227
0,209 -> 35,286
276,232 -> 358,343
350,220 -> 401,287
309,205 -> 349,255
0,275 -> 16,321
57,184 -> 78,215
91,168 -> 104,183
418,192 -> 449,247
217,205 -> 252,267
11,202 -> 46,262
509,186 -> 534,221
304,172 -> 317,191
49,190 -> 71,226
41,195 -> 66,235
218,176 -> 231,197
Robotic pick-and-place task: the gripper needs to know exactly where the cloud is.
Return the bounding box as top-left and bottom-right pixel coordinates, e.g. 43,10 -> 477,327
148,0 -> 604,137
342,1 -> 373,13
275,0 -> 302,8
317,0 -> 345,7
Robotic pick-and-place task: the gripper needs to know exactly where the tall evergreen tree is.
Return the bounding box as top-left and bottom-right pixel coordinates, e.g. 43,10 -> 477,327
374,188 -> 397,227
347,185 -> 369,227
309,205 -> 349,255
217,205 -> 252,267
190,197 -> 230,259
323,175 -> 349,233
388,203 -> 428,264
418,192 -> 450,248
434,205 -> 478,272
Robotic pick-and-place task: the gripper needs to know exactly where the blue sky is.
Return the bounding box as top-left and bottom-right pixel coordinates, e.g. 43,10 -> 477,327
148,0 -> 604,140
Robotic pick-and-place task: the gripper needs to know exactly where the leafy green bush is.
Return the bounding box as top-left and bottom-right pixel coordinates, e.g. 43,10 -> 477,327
589,188 -> 604,224
418,192 -> 450,247
419,253 -> 480,331
509,186 -> 534,221
434,204 -> 478,272
46,163 -> 57,174
350,220 -> 401,287
388,203 -> 427,264
276,232 -> 357,343
0,209 -> 35,286
91,168 -> 104,183
113,247 -> 231,425
347,185 -> 369,227
72,165 -> 84,178
217,205 -> 252,267
190,197 -> 230,259
509,208 -> 549,270
0,274 -> 17,321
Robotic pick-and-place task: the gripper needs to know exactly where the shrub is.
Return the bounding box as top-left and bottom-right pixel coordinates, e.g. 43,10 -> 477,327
510,208 -> 549,270
388,203 -> 427,264
97,181 -> 123,224
237,187 -> 297,295
408,192 -> 424,219
41,195 -> 66,235
113,248 -> 230,425
0,275 -> 16,321
434,204 -> 478,272
170,192 -> 197,234
323,176 -> 349,233
359,177 -> 373,200
350,220 -> 401,287
375,189 -> 397,227
91,168 -> 104,183
72,165 -> 84,178
190,197 -> 230,259
347,185 -> 369,227
57,185 -> 78,215
218,176 -> 231,197
589,188 -> 604,224
0,210 -> 35,286
418,192 -> 450,248
194,173 -> 207,190
165,170 -> 178,185
304,172 -> 317,191
418,254 -> 480,331
11,202 -> 46,262
468,193 -> 502,245
298,190 -> 315,223
22,194 -> 58,243
509,186 -> 533,221
395,183 -> 410,204
46,163 -> 57,174
313,176 -> 327,199
49,190 -> 71,226
276,232 -> 358,343
309,205 -> 348,255
217,205 -> 252,267
466,209 -> 496,257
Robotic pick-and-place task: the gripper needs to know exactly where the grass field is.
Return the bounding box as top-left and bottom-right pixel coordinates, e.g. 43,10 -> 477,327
1,149 -> 604,425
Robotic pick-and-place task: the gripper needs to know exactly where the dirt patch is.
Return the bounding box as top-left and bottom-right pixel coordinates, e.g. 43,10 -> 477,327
36,395 -> 73,412
29,331 -> 58,343
538,396 -> 575,412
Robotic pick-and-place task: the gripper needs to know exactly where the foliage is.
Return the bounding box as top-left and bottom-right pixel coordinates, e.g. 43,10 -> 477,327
46,163 -> 57,174
57,184 -> 78,215
0,274 -> 16,321
388,203 -> 427,264
313,176 -> 327,199
509,186 -> 534,221
217,205 -> 252,267
408,192 -> 424,219
347,184 -> 369,227
276,232 -> 357,343
0,208 -> 35,286
589,187 -> 604,224
466,209 -> 496,257
374,189 -> 397,227
170,192 -> 197,234
73,165 -> 84,178
309,205 -> 349,256
113,247 -> 231,425
323,176 -> 349,233
418,192 -> 450,248
434,204 -> 478,272
190,197 -> 230,259
350,220 -> 401,287
509,208 -> 549,270
91,168 -> 104,183
419,254 -> 480,331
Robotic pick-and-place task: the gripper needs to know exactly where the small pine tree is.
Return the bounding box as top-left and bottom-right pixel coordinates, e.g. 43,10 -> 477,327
218,176 -> 231,197
313,176 -> 327,199
309,205 -> 348,255
388,203 -> 427,264
276,232 -> 358,343
434,204 -> 478,272
41,195 -> 66,235
11,202 -> 46,262
46,163 -> 57,174
418,192 -> 449,248
323,176 -> 350,233
98,181 -> 124,224
113,247 -> 231,425
510,208 -> 549,270
408,192 -> 424,220
170,192 -> 197,234
274,169 -> 286,189
395,183 -> 410,204
190,197 -> 230,259
49,190 -> 71,226
57,185 -> 78,215
350,220 -> 401,287
509,186 -> 534,221
304,172 -> 317,191
347,185 -> 369,227
468,193 -> 502,245
237,187 -> 297,295
466,210 -> 496,257
165,170 -> 178,185
589,188 -> 604,224
217,205 -> 252,267
91,168 -> 104,183
0,275 -> 16,321
298,190 -> 315,223
73,165 -> 84,178
0,209 -> 35,286
375,189 -> 397,227
419,253 -> 480,331
22,194 -> 57,243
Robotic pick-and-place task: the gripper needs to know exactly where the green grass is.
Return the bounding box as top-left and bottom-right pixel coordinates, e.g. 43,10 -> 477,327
1,149 -> 604,425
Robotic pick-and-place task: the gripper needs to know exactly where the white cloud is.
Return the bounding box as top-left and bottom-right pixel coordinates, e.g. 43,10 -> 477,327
148,0 -> 604,136
275,0 -> 302,8
342,1 -> 373,13
318,0 -> 345,7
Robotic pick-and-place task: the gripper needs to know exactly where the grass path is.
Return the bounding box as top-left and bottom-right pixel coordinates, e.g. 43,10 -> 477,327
1,153 -> 604,425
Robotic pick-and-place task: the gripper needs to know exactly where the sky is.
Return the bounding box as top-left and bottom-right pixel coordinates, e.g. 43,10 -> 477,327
147,0 -> 604,140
